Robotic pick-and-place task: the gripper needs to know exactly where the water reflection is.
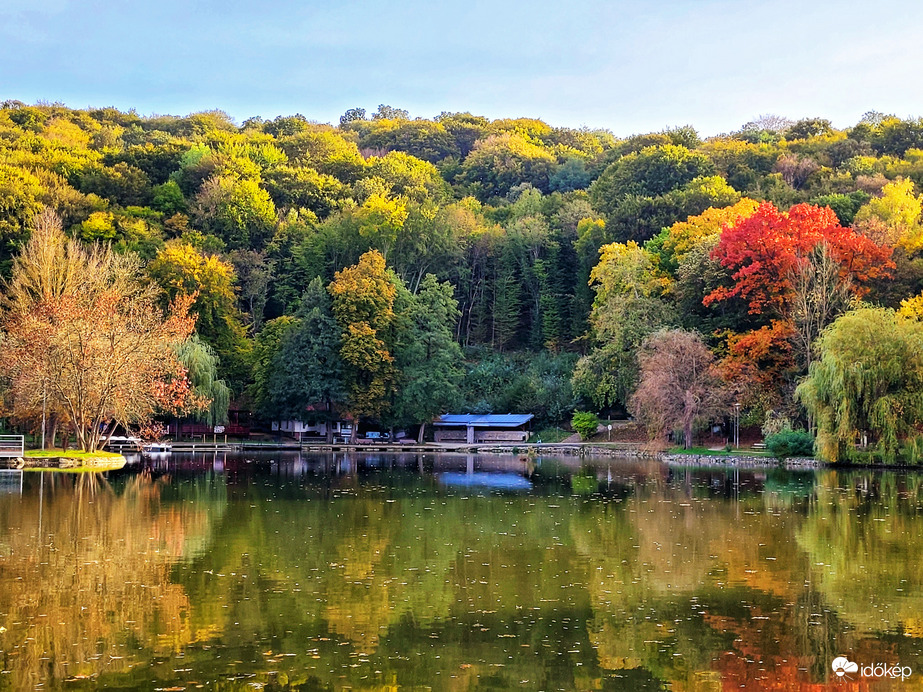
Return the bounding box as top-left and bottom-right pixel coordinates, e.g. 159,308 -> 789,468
0,453 -> 920,690
0,471 -> 226,689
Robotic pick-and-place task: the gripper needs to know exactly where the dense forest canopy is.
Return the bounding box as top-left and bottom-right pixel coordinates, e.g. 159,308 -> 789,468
3,100 -> 923,459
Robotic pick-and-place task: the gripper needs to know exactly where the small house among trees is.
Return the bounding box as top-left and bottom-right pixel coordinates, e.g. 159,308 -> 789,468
271,418 -> 352,442
433,414 -> 534,444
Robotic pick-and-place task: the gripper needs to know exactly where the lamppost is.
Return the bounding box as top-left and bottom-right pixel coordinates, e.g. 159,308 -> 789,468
734,403 -> 741,449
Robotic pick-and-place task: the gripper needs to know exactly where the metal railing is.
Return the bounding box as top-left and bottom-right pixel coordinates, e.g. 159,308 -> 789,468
0,435 -> 25,458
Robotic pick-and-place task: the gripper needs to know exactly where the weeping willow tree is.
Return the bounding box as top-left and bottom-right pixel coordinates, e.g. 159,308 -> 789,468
796,307 -> 923,463
175,336 -> 230,426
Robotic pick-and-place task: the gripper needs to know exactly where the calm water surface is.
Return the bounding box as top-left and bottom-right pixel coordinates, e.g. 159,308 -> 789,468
1,451 -> 922,690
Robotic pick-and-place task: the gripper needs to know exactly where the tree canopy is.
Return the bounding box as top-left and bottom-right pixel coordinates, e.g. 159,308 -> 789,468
3,101 -> 923,457
0,210 -> 205,451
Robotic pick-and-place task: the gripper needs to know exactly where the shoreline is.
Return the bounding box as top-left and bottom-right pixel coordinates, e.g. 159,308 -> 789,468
140,439 -> 923,471
79,438 -> 923,472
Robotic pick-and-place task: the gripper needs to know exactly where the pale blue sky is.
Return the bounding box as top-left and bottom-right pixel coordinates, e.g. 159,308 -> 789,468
2,0 -> 921,135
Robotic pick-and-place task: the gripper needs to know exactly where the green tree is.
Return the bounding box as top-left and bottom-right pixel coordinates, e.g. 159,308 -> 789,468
765,429 -> 815,460
603,175 -> 740,244
436,111 -> 490,157
175,336 -> 231,426
228,249 -> 272,329
355,192 -> 409,259
367,151 -> 449,203
590,144 -> 715,218
263,279 -> 345,440
77,161 -> 151,207
148,241 -> 251,392
191,175 -> 277,249
0,164 -> 43,276
549,156 -> 594,192
389,200 -> 467,293
372,104 -> 409,120
339,107 -> 367,126
151,179 -> 187,215
797,307 -> 923,463
360,119 -> 460,162
490,248 -> 522,351
572,241 -> 675,410
249,315 -> 298,419
278,129 -> 367,183
391,274 -> 463,440
459,133 -> 557,200
783,118 -> 833,140
262,165 -> 344,218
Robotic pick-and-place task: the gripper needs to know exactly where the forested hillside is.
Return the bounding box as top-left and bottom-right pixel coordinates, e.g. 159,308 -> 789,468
3,101 -> 923,460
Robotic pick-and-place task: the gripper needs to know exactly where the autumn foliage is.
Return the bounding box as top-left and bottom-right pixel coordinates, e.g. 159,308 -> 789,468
718,321 -> 797,412
0,210 -> 207,452
705,202 -> 894,314
327,250 -> 398,432
629,329 -> 729,448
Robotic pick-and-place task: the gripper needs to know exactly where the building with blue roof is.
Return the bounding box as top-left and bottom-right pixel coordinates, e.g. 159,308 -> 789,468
432,414 -> 534,444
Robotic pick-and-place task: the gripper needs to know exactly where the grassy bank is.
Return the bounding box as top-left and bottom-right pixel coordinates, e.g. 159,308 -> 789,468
25,449 -> 124,459
21,449 -> 126,471
532,427 -> 571,443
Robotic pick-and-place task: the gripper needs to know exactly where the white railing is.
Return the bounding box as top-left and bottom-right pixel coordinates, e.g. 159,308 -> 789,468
0,435 -> 25,458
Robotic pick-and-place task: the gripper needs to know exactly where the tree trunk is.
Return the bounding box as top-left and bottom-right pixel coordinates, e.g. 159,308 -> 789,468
49,418 -> 59,450
101,422 -> 118,451
325,401 -> 334,444
417,422 -> 426,444
684,419 -> 693,449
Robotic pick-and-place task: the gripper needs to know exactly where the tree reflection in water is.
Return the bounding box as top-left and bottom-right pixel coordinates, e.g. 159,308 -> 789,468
0,455 -> 921,690
0,471 -> 224,688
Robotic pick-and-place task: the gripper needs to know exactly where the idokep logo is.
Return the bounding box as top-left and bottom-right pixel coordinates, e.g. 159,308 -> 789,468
832,656 -> 912,682
831,657 -> 858,679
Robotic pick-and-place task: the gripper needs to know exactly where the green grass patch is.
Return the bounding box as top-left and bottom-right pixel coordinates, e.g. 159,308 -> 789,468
532,427 -> 571,443
25,449 -> 124,459
668,446 -> 771,457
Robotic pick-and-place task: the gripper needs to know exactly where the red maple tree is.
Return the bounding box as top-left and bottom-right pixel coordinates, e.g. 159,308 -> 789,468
704,202 -> 894,315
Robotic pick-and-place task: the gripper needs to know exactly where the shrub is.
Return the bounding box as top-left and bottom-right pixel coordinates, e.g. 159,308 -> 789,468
761,410 -> 792,438
765,430 -> 815,460
571,411 -> 600,441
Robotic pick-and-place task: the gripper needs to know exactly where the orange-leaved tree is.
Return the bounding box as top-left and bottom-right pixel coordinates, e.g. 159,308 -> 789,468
0,209 -> 207,452
718,320 -> 797,415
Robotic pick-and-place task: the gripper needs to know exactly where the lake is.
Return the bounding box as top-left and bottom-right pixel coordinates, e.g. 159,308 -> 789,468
0,451 -> 921,690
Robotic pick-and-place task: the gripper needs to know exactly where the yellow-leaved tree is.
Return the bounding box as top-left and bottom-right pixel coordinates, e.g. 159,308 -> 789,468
853,177 -> 923,251
148,240 -> 251,393
657,197 -> 759,270
327,250 -> 397,440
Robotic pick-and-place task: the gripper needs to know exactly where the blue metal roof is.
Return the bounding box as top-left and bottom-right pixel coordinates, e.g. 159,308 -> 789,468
433,414 -> 534,428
